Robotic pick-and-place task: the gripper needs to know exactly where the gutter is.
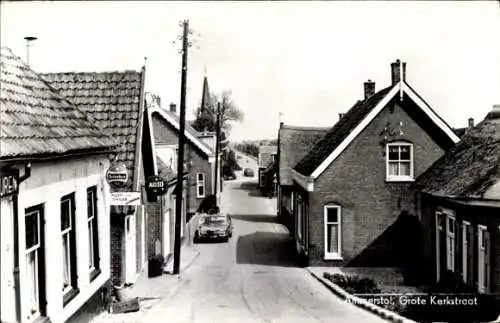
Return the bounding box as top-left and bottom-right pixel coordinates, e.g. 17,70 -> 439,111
132,66 -> 147,193
0,146 -> 117,164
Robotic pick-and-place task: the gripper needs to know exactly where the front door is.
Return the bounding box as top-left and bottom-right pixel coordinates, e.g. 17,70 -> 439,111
162,209 -> 171,258
125,215 -> 136,284
435,211 -> 447,282
24,204 -> 46,321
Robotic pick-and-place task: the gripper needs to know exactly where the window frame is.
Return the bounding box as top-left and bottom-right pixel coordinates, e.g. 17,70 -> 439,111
25,206 -> 43,321
386,142 -> 414,182
196,172 -> 206,198
60,193 -> 79,305
297,196 -> 302,241
323,205 -> 342,260
445,212 -> 456,271
462,221 -> 470,283
87,187 -> 101,281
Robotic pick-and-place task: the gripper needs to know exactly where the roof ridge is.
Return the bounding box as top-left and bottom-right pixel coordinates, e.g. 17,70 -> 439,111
281,125 -> 331,131
40,70 -> 142,76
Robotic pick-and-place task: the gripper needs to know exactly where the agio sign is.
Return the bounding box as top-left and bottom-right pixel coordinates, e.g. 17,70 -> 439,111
146,175 -> 167,196
1,172 -> 19,198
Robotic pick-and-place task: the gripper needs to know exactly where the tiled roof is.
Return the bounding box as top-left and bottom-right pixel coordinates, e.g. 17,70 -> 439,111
0,47 -> 118,160
415,112 -> 500,199
259,145 -> 278,154
259,145 -> 277,167
294,86 -> 394,176
453,127 -> 467,138
279,125 -> 330,185
152,108 -> 214,157
41,69 -> 144,189
156,152 -> 177,183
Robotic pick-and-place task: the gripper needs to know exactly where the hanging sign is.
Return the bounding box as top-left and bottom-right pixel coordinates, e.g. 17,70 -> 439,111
1,172 -> 19,198
146,175 -> 167,196
106,163 -> 129,187
110,192 -> 141,206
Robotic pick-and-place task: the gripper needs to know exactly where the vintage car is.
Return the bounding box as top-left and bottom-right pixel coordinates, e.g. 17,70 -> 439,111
243,168 -> 254,177
194,213 -> 233,242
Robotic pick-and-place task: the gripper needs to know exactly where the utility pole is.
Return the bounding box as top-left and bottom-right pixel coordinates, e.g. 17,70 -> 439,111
173,19 -> 189,275
213,102 -> 221,201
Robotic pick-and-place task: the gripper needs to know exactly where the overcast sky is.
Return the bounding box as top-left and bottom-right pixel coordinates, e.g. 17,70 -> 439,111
1,1 -> 499,141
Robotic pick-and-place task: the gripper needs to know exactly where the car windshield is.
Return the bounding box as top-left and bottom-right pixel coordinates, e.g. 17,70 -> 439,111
205,216 -> 226,225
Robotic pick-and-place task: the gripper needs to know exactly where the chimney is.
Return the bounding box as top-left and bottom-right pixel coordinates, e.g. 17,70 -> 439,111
485,104 -> 500,120
169,103 -> 177,113
468,117 -> 474,128
24,36 -> 37,67
364,80 -> 375,100
390,59 -> 406,85
339,113 -> 345,120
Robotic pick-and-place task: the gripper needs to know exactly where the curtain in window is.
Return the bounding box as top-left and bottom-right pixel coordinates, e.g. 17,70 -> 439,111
399,162 -> 411,176
26,252 -> 38,314
388,162 -> 398,176
328,224 -> 338,253
62,236 -> 70,289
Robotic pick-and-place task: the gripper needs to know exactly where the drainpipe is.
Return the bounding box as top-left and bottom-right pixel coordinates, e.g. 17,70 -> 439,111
13,162 -> 31,322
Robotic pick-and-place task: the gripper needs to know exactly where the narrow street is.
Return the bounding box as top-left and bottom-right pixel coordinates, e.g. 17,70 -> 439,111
140,154 -> 388,323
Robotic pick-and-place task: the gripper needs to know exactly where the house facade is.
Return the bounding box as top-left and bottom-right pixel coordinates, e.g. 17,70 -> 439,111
414,105 -> 500,293
291,60 -> 460,266
277,124 -> 329,233
149,103 -> 219,216
42,70 -> 153,287
258,145 -> 278,195
0,47 -> 117,323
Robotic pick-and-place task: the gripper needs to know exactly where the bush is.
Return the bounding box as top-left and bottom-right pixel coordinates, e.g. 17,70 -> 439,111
323,272 -> 381,294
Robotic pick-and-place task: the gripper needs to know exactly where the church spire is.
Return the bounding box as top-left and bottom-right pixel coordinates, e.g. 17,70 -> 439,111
200,73 -> 210,113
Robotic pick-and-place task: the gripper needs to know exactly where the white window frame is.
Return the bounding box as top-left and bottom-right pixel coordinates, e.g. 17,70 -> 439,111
446,212 -> 456,271
477,224 -> 488,293
260,173 -> 265,187
61,196 -> 75,294
156,144 -> 178,172
386,142 -> 414,181
462,221 -> 470,283
290,191 -> 294,212
196,172 -> 205,198
87,188 -> 99,276
324,205 -> 342,260
25,208 -> 41,321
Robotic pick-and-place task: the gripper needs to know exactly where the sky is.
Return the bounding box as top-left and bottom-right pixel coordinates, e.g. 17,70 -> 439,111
1,1 -> 499,141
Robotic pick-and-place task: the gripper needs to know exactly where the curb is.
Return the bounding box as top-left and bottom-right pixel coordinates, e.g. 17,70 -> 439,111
306,268 -> 417,323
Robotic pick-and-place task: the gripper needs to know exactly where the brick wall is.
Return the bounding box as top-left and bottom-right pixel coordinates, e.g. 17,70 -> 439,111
308,100 -> 446,266
146,202 -> 161,258
152,115 -> 213,214
110,222 -> 124,286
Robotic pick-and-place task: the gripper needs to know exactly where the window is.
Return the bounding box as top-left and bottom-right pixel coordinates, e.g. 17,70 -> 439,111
61,193 -> 78,303
260,174 -> 265,187
386,142 -> 413,181
478,225 -> 490,293
324,205 -> 342,260
87,187 -> 100,280
297,196 -> 302,240
25,205 -> 44,321
290,191 -> 294,212
446,214 -> 455,271
196,173 -> 205,198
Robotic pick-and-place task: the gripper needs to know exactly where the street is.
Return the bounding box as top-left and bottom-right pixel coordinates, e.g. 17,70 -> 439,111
139,154 -> 388,323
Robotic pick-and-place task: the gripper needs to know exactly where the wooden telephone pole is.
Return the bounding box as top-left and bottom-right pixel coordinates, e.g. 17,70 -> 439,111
173,19 -> 189,275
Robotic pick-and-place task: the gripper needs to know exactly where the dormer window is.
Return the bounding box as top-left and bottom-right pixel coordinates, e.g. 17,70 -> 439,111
386,142 -> 414,181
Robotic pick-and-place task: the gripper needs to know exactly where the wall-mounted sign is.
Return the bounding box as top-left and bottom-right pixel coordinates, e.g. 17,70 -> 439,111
106,163 -> 129,187
1,172 -> 19,198
146,175 -> 167,196
110,192 -> 141,206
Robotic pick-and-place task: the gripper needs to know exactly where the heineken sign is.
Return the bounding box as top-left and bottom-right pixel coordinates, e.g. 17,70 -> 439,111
146,175 -> 167,196
106,163 -> 129,187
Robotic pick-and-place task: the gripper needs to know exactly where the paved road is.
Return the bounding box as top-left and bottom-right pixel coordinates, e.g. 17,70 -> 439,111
141,158 -> 387,323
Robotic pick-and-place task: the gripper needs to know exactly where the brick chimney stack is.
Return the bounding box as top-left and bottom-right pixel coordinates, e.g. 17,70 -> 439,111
391,59 -> 406,85
169,103 -> 177,113
468,117 -> 474,128
364,80 -> 375,100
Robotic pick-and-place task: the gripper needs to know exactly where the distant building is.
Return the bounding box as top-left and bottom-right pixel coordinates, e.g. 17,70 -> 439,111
258,145 -> 278,196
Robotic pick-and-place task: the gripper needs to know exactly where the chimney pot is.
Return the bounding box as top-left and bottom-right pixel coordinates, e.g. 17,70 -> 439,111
169,103 -> 177,113
364,79 -> 376,100
390,59 -> 406,85
468,118 -> 474,128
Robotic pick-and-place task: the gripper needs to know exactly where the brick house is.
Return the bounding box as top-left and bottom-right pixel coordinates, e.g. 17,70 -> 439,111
258,145 -> 277,194
42,70 -> 154,287
277,124 -> 329,233
291,60 -> 460,266
414,105 -> 500,293
0,47 -> 118,323
149,103 -> 219,217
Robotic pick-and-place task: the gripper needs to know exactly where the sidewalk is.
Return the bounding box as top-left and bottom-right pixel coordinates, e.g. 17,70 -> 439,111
90,242 -> 200,323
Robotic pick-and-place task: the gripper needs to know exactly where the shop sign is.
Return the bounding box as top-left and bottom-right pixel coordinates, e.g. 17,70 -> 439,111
110,192 -> 141,206
146,175 -> 167,196
1,172 -> 19,198
106,163 -> 129,187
